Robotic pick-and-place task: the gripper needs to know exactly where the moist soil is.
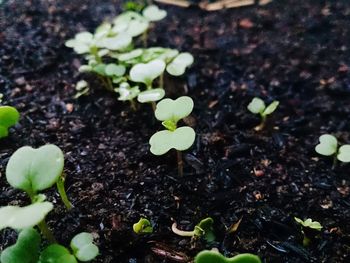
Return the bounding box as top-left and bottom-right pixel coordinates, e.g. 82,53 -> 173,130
1,0 -> 350,262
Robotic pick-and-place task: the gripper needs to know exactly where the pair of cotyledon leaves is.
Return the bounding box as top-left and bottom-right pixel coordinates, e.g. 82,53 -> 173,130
315,134 -> 350,162
294,217 -> 322,231
0,106 -> 19,139
149,96 -> 195,155
195,250 -> 261,263
0,228 -> 98,263
247,97 -> 279,117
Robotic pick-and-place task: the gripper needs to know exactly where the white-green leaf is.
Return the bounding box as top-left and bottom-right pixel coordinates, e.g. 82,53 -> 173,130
75,80 -> 88,91
6,145 -> 64,193
166,53 -> 194,76
105,64 -> 126,77
118,49 -> 143,61
96,34 -> 132,51
142,5 -> 167,21
113,11 -> 149,37
149,126 -> 195,155
137,88 -> 165,103
0,202 -> 53,230
115,83 -> 140,101
71,232 -> 99,262
315,134 -> 338,156
130,59 -> 166,86
263,101 -> 279,116
247,97 -> 265,114
155,96 -> 194,122
337,145 -> 350,162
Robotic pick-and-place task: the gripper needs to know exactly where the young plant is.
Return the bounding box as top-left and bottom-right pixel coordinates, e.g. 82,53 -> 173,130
6,144 -> 73,210
0,228 -> 99,263
74,80 -> 90,99
315,134 -> 350,167
133,218 -> 153,234
172,217 -> 215,243
0,106 -> 20,139
195,250 -> 261,263
149,96 -> 196,176
294,217 -> 322,247
247,97 -> 279,131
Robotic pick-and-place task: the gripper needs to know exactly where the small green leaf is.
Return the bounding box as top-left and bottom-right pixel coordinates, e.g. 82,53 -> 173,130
166,53 -> 194,76
92,64 -> 107,76
133,218 -> 153,234
315,134 -> 338,156
294,217 -> 322,231
142,5 -> 167,21
149,126 -> 195,155
113,11 -> 149,37
70,232 -> 99,262
105,64 -> 126,77
195,251 -> 262,263
194,218 -> 215,242
0,106 -> 20,139
247,98 -> 265,114
115,82 -> 140,101
96,34 -> 132,51
0,228 -> 41,263
0,202 -> 53,230
155,96 -> 194,123
118,49 -> 143,61
337,145 -> 350,163
137,88 -> 165,103
6,144 -> 64,194
130,59 -> 166,86
39,244 -> 77,263
263,101 -> 279,116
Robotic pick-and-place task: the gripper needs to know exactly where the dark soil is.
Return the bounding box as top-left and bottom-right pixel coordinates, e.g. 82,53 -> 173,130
1,0 -> 350,262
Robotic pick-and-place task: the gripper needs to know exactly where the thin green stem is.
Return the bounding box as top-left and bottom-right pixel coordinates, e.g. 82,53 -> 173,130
130,99 -> 137,111
57,174 -> 73,210
177,150 -> 184,177
142,30 -> 148,47
38,220 -> 56,244
159,73 -> 164,89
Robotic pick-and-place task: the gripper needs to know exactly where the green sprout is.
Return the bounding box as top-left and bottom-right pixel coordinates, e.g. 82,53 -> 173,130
0,106 -> 20,139
195,250 -> 261,263
0,228 -> 99,263
149,96 -> 196,176
247,97 -> 279,131
315,134 -> 350,167
294,217 -> 322,247
172,217 -> 215,243
114,82 -> 140,110
133,218 -> 153,234
6,144 -> 73,210
74,80 -> 90,99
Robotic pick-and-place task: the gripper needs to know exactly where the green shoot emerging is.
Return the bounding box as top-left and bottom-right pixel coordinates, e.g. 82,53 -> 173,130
294,217 -> 322,247
247,97 -> 279,131
0,106 -> 20,139
133,218 -> 153,234
149,96 -> 195,176
315,134 -> 350,167
172,217 -> 215,243
195,250 -> 262,263
74,80 -> 90,99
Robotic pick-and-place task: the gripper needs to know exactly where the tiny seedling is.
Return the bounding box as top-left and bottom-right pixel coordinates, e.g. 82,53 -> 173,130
133,218 -> 153,234
195,250 -> 262,263
172,217 -> 215,243
6,144 -> 73,210
315,134 -> 350,167
0,106 -> 20,139
294,217 -> 322,247
74,80 -> 90,99
247,97 -> 279,131
150,96 -> 195,176
114,82 -> 140,110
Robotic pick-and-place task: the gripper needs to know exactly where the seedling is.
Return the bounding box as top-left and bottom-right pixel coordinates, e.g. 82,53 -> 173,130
0,228 -> 99,263
172,217 -> 215,243
247,97 -> 279,131
195,250 -> 261,263
315,134 -> 350,167
133,218 -> 153,234
6,144 -> 73,210
114,82 -> 140,110
74,80 -> 90,99
149,96 -> 196,176
0,106 -> 19,139
294,217 -> 322,247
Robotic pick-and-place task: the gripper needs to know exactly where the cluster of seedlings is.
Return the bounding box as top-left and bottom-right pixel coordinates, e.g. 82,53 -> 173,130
1,2 -> 349,262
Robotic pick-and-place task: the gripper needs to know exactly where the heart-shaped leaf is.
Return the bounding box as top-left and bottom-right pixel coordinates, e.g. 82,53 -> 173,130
337,145 -> 350,162
137,88 -> 165,103
0,106 -> 20,139
130,59 -> 166,86
39,244 -> 77,263
195,251 -> 262,263
118,49 -> 143,62
65,32 -> 94,54
133,218 -> 153,234
6,145 -> 64,194
70,232 -> 99,262
115,82 -> 140,101
96,34 -> 132,51
166,53 -> 194,76
113,11 -> 149,37
149,126 -> 195,155
0,202 -> 53,230
294,217 -> 322,231
247,98 -> 265,114
105,64 -> 126,77
315,134 -> 338,156
142,5 -> 167,21
0,228 -> 41,263
263,101 -> 279,116
155,96 -> 194,123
